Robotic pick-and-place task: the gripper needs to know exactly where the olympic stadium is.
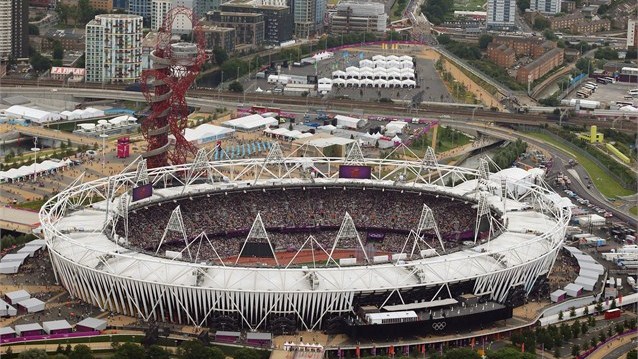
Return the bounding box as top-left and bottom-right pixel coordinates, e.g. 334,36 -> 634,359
39,143 -> 571,337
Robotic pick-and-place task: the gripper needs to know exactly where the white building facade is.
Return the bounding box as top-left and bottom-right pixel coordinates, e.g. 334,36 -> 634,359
85,14 -> 144,83
150,0 -> 193,33
628,19 -> 638,49
529,0 -> 559,14
487,0 -> 516,30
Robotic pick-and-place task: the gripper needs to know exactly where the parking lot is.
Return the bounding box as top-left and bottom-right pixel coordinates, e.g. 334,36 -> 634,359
566,80 -> 638,108
240,48 -> 452,103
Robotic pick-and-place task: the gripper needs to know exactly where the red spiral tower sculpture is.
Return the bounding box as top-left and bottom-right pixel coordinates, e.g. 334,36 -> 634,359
140,7 -> 206,168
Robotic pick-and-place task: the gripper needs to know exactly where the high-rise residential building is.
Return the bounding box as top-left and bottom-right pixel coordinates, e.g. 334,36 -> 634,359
129,0 -> 151,23
150,0 -> 194,33
628,19 -> 638,49
85,14 -> 144,83
530,0 -> 559,14
205,11 -> 265,47
194,0 -> 221,18
293,0 -> 325,37
1,0 -> 28,59
220,1 -> 293,45
0,0 -> 10,59
151,0 -> 171,30
487,0 -> 516,30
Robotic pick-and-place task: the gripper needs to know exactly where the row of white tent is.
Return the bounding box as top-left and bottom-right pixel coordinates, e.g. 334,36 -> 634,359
0,159 -> 73,183
331,78 -> 416,88
359,59 -> 414,69
371,55 -> 413,62
60,107 -> 104,120
76,115 -> 138,131
333,68 -> 415,81
264,127 -> 314,140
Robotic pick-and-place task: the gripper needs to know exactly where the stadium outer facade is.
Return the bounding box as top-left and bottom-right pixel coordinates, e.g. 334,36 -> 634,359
40,145 -> 571,331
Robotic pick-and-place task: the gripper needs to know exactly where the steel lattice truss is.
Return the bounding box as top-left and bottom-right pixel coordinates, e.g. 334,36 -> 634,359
140,6 -> 206,168
40,147 -> 571,331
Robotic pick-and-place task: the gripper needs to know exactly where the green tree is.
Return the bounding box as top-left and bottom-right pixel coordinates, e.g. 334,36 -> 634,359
228,81 -> 243,93
76,0 -> 96,24
517,0 -> 530,12
553,347 -> 561,358
28,24 -> 40,35
443,348 -> 481,359
112,342 -> 145,359
52,355 -> 70,359
176,340 -> 212,359
421,0 -> 453,25
590,336 -> 597,348
30,52 -> 52,73
571,344 -> 580,358
478,34 -> 493,49
576,58 -> 594,75
53,41 -> 64,60
69,345 -> 94,359
570,306 -> 576,317
599,330 -> 606,343
595,47 -> 619,60
145,345 -> 171,359
233,348 -> 260,359
627,349 -> 638,359
543,29 -> 557,40
18,349 -> 48,359
437,34 -> 452,45
571,320 -> 581,338
213,47 -> 228,65
615,323 -> 624,335
581,321 -> 589,335
533,17 -> 550,30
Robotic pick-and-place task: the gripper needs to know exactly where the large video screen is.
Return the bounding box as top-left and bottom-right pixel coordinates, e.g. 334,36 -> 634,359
339,165 -> 372,179
132,183 -> 153,202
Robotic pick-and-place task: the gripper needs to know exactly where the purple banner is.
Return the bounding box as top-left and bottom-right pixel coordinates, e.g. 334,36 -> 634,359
132,183 -> 153,202
339,165 -> 372,179
367,232 -> 385,241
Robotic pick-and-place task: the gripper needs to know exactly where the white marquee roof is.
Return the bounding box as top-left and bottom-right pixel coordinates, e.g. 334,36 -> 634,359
222,114 -> 278,130
4,105 -> 61,123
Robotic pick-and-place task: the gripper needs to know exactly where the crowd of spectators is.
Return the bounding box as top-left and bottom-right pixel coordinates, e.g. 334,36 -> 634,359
117,187 -> 478,262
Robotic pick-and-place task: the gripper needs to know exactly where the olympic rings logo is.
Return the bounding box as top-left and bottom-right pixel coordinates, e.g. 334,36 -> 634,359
432,322 -> 446,331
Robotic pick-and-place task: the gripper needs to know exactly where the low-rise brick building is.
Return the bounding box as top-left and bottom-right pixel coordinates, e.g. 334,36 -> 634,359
571,19 -> 610,34
491,35 -> 556,58
516,47 -> 564,83
548,12 -> 584,30
486,43 -> 516,68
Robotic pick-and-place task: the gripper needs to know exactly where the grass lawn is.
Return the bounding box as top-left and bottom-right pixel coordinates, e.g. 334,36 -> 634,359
453,0 -> 485,11
14,198 -> 49,211
630,206 -> 638,217
525,132 -> 635,197
389,0 -> 409,21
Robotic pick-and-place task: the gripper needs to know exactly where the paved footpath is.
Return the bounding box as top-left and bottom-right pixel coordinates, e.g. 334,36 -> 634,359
585,332 -> 637,359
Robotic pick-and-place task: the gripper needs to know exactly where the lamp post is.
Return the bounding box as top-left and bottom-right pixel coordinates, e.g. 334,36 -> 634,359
31,137 -> 40,183
100,130 -> 108,171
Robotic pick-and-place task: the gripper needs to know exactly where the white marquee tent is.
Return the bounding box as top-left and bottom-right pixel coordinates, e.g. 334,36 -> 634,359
222,114 -> 278,132
177,124 -> 235,145
4,105 -> 61,124
0,159 -> 73,183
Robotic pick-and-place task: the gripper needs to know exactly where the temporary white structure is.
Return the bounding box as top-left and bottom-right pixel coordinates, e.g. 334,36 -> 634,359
14,323 -> 43,336
550,289 -> 566,302
17,298 -> 46,313
17,246 -> 39,257
386,121 -> 408,134
345,78 -> 360,87
5,290 -> 30,304
332,70 -> 346,79
42,320 -> 72,334
0,299 -> 17,316
402,79 -> 416,88
0,262 -> 20,274
360,78 -> 374,87
332,78 -> 346,87
1,253 -> 30,264
0,326 -> 16,337
4,105 -> 61,124
359,59 -> 373,67
335,115 -> 366,129
564,283 -> 583,297
178,124 -> 235,145
574,276 -> 597,291
387,79 -> 402,88
222,114 -> 278,132
374,79 -> 388,88
0,159 -> 73,183
75,317 -> 108,331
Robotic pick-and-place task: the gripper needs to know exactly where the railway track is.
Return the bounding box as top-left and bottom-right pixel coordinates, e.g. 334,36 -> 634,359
0,78 -> 632,130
